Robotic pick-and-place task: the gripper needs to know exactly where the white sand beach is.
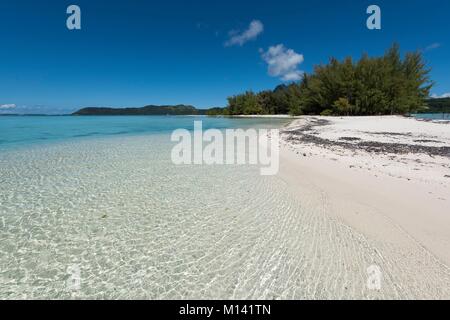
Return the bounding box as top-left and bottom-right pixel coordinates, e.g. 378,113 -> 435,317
277,116 -> 450,298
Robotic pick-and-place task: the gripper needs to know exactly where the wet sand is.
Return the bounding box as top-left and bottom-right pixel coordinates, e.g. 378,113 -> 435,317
277,116 -> 450,299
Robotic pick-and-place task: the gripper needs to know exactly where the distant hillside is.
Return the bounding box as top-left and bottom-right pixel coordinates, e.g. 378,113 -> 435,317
73,105 -> 209,116
423,98 -> 450,113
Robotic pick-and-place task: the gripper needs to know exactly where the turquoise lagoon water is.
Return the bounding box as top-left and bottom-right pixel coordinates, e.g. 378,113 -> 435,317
413,113 -> 450,120
1,116 -> 449,299
0,115 -> 286,150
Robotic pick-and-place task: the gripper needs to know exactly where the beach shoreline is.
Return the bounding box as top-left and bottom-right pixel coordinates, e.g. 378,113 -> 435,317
275,116 -> 450,298
1,115 -> 450,299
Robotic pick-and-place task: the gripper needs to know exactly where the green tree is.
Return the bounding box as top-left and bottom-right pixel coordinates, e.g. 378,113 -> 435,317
225,43 -> 433,116
333,98 -> 353,115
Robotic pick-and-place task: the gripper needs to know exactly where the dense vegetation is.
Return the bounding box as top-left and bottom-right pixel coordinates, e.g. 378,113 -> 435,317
73,105 -> 207,116
421,98 -> 450,114
221,44 -> 433,116
72,44 -> 446,118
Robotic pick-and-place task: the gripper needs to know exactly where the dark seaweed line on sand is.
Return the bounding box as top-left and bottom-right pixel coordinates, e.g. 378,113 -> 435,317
287,134 -> 450,158
284,118 -> 450,158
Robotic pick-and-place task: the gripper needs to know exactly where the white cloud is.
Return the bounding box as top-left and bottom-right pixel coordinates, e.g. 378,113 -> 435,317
424,43 -> 441,52
225,20 -> 264,47
431,93 -> 450,99
260,44 -> 304,81
0,104 -> 16,109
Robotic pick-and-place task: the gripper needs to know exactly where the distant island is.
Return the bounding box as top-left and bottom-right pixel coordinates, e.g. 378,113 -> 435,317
71,98 -> 450,117
73,104 -> 209,116
423,98 -> 450,114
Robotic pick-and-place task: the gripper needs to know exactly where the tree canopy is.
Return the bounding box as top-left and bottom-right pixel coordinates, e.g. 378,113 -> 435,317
222,44 -> 433,116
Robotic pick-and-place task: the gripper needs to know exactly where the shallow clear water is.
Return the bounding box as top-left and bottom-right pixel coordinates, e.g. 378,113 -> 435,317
1,116 -> 449,299
2,116 -> 303,299
0,115 -> 286,151
413,113 -> 450,120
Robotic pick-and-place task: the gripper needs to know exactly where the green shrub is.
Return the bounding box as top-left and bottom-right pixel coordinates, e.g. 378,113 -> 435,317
320,109 -> 334,116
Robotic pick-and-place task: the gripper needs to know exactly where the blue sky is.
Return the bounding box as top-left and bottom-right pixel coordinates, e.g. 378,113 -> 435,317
0,0 -> 449,114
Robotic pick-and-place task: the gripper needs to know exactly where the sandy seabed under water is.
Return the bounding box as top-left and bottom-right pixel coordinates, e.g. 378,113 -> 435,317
1,133 -> 449,299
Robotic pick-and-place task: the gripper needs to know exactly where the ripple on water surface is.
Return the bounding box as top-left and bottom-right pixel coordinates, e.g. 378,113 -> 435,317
1,134 -> 450,299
